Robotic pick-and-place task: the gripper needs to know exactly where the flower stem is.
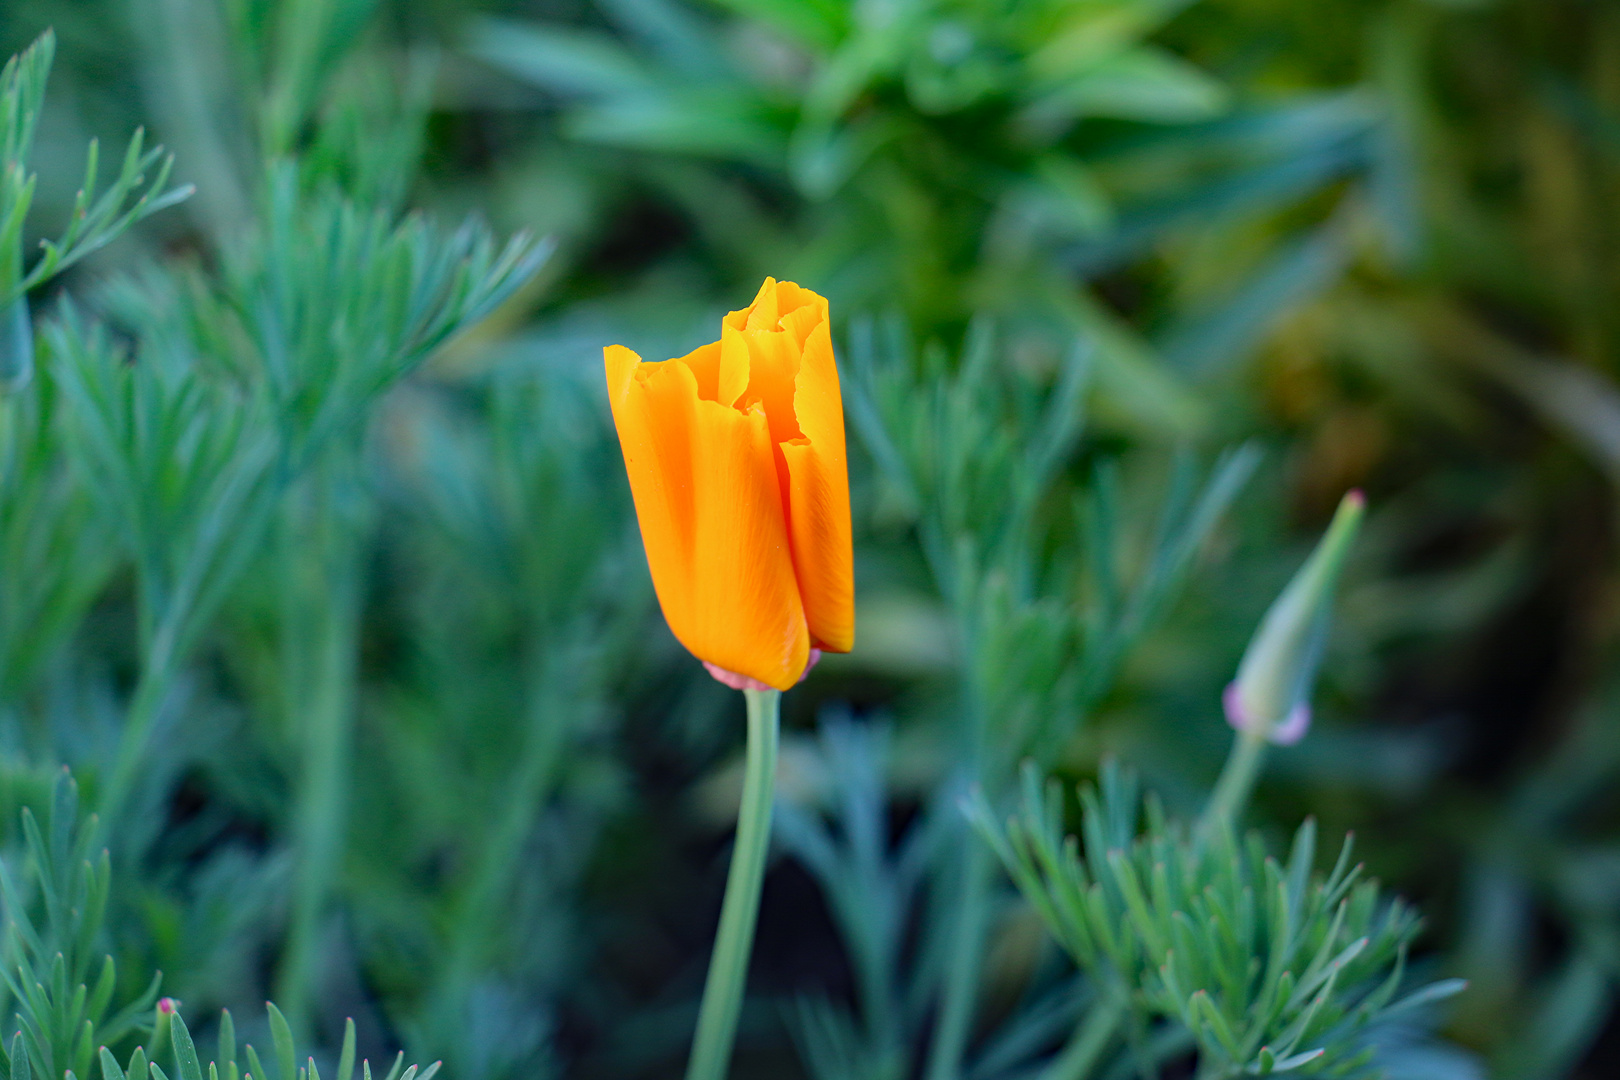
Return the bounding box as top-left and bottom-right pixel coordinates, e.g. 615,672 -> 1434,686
1197,729 -> 1268,845
685,686 -> 780,1080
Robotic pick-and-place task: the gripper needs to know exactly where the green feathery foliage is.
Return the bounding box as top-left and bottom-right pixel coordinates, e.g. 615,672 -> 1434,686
0,772 -> 157,1080
0,31 -> 189,389
973,763 -> 1464,1079
0,770 -> 441,1080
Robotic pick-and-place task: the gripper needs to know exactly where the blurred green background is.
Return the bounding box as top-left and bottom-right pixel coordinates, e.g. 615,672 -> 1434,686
0,0 -> 1617,1076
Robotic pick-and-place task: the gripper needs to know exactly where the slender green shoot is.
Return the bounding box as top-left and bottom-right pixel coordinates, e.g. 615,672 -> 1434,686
686,686 -> 781,1080
1197,730 -> 1270,844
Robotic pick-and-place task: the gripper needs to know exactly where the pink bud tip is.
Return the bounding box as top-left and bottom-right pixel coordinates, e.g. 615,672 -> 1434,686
158,998 -> 176,1015
703,664 -> 775,692
1223,682 -> 1311,745
1345,489 -> 1365,508
1271,703 -> 1312,745
703,649 -> 822,693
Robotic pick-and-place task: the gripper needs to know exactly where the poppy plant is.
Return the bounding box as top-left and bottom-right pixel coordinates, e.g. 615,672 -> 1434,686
604,278 -> 854,1080
1200,490 -> 1363,844
604,277 -> 854,690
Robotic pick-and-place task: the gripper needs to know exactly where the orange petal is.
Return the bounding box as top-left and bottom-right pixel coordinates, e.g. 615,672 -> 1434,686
676,339 -> 748,407
673,340 -> 722,402
783,312 -> 855,653
731,277 -> 779,333
779,290 -> 828,347
729,323 -> 804,447
604,344 -> 811,689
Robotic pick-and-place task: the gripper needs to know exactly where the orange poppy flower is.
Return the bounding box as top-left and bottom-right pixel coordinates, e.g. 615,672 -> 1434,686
604,279 -> 855,691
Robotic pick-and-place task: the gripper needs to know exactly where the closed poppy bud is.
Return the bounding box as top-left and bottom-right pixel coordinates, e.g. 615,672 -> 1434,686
1226,490 -> 1364,744
604,279 -> 855,691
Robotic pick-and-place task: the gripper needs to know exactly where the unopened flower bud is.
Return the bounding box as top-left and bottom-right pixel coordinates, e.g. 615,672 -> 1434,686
153,996 -> 178,1053
1226,491 -> 1364,744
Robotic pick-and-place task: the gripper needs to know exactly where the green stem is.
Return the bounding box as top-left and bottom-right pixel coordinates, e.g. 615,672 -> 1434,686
272,491 -> 364,1032
925,586 -> 995,1080
1197,730 -> 1269,845
685,686 -> 780,1080
1040,996 -> 1125,1080
924,839 -> 993,1080
273,586 -> 357,1030
97,625 -> 179,843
